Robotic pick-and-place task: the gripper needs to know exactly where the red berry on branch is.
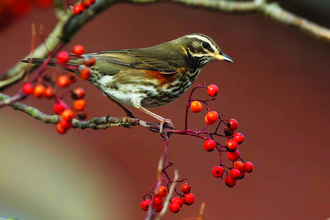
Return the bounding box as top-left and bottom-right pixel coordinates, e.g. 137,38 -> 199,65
204,115 -> 214,125
80,68 -> 91,80
240,171 -> 246,180
233,133 -> 244,144
84,57 -> 96,66
33,84 -> 46,98
60,119 -> 72,130
183,193 -> 195,206
230,168 -> 241,180
206,111 -> 218,123
71,88 -> 85,100
53,103 -> 65,115
244,162 -> 254,173
224,126 -> 234,136
203,139 -> 216,152
153,196 -> 163,207
73,45 -> 85,56
73,4 -> 84,15
171,197 -> 183,207
181,183 -> 191,194
226,139 -> 238,152
212,166 -> 224,178
225,176 -> 236,188
190,101 -> 202,113
157,186 -> 168,198
56,123 -> 67,134
227,119 -> 239,131
57,51 -> 70,64
57,75 -> 70,88
140,199 -> 150,211
74,99 -> 86,111
154,204 -> 163,212
234,161 -> 244,173
207,84 -> 219,97
169,202 -> 181,213
69,74 -> 77,83
44,87 -> 55,98
227,150 -> 240,161
22,82 -> 34,95
81,0 -> 91,9
61,109 -> 74,122
78,111 -> 87,120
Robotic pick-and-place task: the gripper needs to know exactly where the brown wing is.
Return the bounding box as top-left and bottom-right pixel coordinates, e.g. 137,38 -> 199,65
89,49 -> 183,74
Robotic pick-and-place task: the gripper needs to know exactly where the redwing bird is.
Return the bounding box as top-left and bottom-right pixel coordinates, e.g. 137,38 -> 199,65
23,33 -> 233,130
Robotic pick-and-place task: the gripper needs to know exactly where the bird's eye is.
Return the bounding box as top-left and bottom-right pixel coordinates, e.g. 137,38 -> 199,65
202,42 -> 211,50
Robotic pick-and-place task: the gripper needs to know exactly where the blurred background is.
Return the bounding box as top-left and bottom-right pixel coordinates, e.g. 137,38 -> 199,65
0,0 -> 330,219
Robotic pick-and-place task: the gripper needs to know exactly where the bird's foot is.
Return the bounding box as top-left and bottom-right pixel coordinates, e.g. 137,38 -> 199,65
159,118 -> 175,134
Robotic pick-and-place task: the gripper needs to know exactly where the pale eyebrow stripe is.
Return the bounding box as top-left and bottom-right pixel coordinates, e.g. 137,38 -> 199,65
187,35 -> 218,53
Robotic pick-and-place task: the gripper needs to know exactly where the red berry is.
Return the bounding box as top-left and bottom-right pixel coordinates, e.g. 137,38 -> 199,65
233,133 -> 245,145
153,196 -> 163,207
157,186 -> 168,198
240,171 -> 246,180
181,183 -> 191,193
71,88 -> 85,100
56,123 -> 67,134
33,84 -> 46,98
74,99 -> 86,111
212,166 -> 224,178
224,126 -> 234,136
230,168 -> 241,180
206,111 -> 218,123
57,51 -> 70,64
234,161 -> 244,173
190,101 -> 202,113
183,193 -> 195,206
22,82 -> 34,95
154,204 -> 163,212
69,74 -> 77,83
205,115 -> 214,125
227,150 -> 240,161
84,57 -> 96,66
57,75 -> 70,88
80,68 -> 91,80
171,197 -> 183,207
140,199 -> 150,211
73,45 -> 85,56
53,103 -> 65,115
81,0 -> 91,9
227,119 -> 239,131
90,0 -> 96,4
44,87 -> 55,98
60,119 -> 72,130
225,176 -> 236,188
244,162 -> 254,173
73,4 -> 84,15
207,84 -> 219,97
169,202 -> 181,213
78,111 -> 87,120
203,139 -> 216,152
226,139 -> 238,152
61,109 -> 74,122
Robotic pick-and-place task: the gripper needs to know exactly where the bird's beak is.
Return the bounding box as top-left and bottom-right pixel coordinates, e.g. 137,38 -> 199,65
214,53 -> 233,63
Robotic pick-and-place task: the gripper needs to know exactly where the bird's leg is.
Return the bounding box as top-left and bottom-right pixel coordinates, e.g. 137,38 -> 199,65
139,107 -> 175,133
106,94 -> 135,118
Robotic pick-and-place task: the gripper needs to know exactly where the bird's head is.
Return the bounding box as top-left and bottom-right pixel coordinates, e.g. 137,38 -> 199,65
178,33 -> 233,68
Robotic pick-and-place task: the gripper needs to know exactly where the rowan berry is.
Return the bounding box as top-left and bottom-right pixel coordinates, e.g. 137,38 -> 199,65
183,193 -> 195,206
244,162 -> 254,173
73,45 -> 85,56
60,119 -> 72,130
154,204 -> 163,212
57,51 -> 70,64
90,0 -> 96,4
140,199 -> 150,211
224,126 -> 234,136
234,161 -> 244,173
212,166 -> 224,178
44,87 -> 55,98
71,88 -> 85,100
181,183 -> 191,193
61,109 -> 74,122
207,84 -> 219,97
81,0 -> 91,9
69,74 -> 77,83
240,171 -> 246,179
233,133 -> 244,145
74,99 -> 86,111
225,176 -> 236,188
22,82 -> 34,95
53,103 -> 65,115
84,57 -> 96,66
169,202 -> 181,213
56,123 -> 67,134
57,75 -> 70,88
204,139 -> 216,152
80,68 -> 91,80
73,4 -> 84,15
33,84 -> 46,98
227,150 -> 240,161
227,119 -> 239,131
157,186 -> 168,198
171,197 -> 183,207
153,196 -> 163,206
226,139 -> 238,152
230,168 -> 241,180
206,111 -> 218,123
190,101 -> 202,113
78,111 -> 87,120
205,115 -> 214,125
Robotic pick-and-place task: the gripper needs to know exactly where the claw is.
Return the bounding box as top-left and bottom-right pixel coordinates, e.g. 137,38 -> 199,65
159,118 -> 175,134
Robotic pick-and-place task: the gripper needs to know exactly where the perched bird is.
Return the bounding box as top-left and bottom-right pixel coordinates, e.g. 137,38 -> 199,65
22,33 -> 233,130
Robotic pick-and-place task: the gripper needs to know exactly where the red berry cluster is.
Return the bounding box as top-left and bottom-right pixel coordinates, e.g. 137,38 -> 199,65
73,0 -> 96,15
